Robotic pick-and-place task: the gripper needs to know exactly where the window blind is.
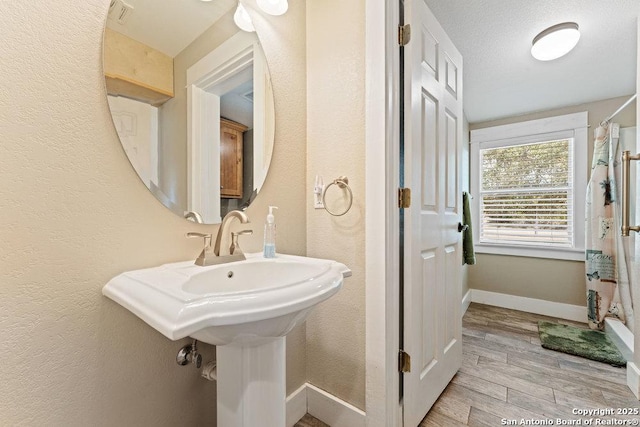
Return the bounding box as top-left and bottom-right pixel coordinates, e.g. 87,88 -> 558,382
479,139 -> 574,247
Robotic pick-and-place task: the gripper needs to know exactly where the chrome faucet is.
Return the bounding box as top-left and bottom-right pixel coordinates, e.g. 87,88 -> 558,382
187,210 -> 252,266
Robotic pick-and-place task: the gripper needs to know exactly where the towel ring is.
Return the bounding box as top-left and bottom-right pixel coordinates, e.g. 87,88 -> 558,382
322,176 -> 353,216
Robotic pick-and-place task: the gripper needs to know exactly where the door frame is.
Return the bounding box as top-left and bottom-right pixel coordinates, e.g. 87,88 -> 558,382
364,0 -> 402,425
186,31 -> 270,224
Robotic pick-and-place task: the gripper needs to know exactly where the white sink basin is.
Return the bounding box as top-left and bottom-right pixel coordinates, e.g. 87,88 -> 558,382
103,253 -> 350,345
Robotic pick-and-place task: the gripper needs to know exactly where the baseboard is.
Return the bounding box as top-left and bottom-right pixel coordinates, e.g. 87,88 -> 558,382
286,383 -> 366,427
470,289 -> 586,322
605,318 -> 634,362
462,289 -> 472,316
627,362 -> 640,400
286,384 -> 308,427
306,383 -> 366,427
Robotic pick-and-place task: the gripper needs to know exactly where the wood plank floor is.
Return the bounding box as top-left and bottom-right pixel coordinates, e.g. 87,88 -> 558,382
294,413 -> 330,427
296,303 -> 640,427
420,303 -> 639,426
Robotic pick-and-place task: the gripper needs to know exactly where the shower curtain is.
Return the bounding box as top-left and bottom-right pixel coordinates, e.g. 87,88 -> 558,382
585,123 -> 634,331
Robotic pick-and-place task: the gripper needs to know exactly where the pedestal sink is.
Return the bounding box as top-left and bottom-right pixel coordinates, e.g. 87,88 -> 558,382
103,253 -> 350,426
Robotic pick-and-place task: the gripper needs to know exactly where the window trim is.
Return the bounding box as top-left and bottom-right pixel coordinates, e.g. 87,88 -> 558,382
470,112 -> 588,261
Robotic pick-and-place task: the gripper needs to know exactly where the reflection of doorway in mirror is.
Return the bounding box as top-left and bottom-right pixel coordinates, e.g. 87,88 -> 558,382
220,79 -> 254,217
107,95 -> 159,188
187,31 -> 273,224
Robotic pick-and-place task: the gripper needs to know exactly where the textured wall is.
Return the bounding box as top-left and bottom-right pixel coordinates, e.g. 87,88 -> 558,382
306,0 -> 367,410
469,95 -> 637,306
0,0 -> 306,425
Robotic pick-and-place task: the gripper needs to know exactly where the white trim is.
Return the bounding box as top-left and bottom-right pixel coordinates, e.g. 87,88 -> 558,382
470,289 -> 586,322
285,384 -> 308,427
470,112 -> 588,261
285,383 -> 367,427
478,129 -> 576,150
187,86 -> 221,224
605,317 -> 634,362
186,32 -> 256,87
307,384 -> 366,427
365,0 -> 401,426
462,289 -> 472,316
470,112 -> 589,144
627,362 -> 640,400
474,244 -> 585,261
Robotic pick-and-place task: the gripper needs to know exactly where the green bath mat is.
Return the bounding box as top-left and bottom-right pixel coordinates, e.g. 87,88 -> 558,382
537,321 -> 626,367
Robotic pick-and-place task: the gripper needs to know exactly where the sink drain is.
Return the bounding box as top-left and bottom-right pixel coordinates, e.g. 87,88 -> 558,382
227,271 -> 234,278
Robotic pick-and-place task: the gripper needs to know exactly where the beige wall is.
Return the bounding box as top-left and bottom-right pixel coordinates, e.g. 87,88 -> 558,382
0,0 -> 307,424
469,95 -> 637,306
305,0 -> 367,411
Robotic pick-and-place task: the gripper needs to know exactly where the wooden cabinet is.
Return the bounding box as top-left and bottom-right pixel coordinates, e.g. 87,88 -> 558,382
220,118 -> 248,199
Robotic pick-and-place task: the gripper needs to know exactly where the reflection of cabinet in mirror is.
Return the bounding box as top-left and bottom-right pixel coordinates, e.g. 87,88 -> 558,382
220,118 -> 248,199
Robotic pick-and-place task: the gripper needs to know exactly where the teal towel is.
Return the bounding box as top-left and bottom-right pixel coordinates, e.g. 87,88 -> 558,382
462,192 -> 476,265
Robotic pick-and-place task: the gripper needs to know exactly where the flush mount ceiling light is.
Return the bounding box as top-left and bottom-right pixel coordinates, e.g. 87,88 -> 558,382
531,22 -> 580,61
257,0 -> 288,16
234,2 -> 255,32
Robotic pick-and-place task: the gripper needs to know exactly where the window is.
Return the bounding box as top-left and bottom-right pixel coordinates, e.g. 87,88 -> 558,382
470,112 -> 588,261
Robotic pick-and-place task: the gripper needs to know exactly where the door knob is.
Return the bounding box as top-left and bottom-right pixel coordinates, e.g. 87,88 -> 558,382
457,222 -> 468,233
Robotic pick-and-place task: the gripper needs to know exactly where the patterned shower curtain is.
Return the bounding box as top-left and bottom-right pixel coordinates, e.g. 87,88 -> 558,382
585,123 -> 634,331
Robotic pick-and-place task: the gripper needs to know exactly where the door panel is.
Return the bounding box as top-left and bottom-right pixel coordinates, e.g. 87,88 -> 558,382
403,0 -> 464,425
421,92 -> 438,208
420,250 -> 437,374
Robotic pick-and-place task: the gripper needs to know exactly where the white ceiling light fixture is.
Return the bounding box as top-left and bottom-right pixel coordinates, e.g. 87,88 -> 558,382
234,2 -> 255,32
257,0 -> 288,16
531,22 -> 580,61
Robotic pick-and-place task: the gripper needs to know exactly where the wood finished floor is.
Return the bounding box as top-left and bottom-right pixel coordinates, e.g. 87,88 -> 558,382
420,303 -> 639,426
296,303 -> 640,427
294,413 -> 330,427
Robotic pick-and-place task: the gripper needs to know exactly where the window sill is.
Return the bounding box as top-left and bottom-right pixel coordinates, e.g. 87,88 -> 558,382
474,243 -> 585,262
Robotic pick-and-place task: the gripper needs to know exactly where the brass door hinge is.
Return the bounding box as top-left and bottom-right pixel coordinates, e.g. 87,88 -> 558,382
398,187 -> 412,208
398,24 -> 411,46
399,350 -> 411,373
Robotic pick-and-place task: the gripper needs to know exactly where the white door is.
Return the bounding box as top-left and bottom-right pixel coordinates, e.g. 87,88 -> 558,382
403,0 -> 464,425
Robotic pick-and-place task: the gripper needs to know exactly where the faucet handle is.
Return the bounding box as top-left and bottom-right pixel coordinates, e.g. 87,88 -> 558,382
186,232 -> 212,248
230,229 -> 253,255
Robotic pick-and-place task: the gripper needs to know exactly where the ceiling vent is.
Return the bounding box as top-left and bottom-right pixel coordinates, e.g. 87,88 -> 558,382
242,91 -> 254,103
108,0 -> 134,25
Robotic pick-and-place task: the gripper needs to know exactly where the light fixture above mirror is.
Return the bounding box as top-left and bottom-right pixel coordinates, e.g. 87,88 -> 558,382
257,0 -> 288,16
233,0 -> 289,33
234,3 -> 255,32
531,22 -> 580,61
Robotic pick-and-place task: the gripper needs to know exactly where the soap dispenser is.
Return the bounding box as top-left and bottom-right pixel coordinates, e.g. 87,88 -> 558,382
263,206 -> 278,258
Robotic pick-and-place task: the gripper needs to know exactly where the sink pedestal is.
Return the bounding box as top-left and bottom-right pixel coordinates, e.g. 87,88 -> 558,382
102,254 -> 350,426
217,337 -> 286,426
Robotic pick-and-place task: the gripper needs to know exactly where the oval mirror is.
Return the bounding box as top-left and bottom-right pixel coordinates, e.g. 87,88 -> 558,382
103,0 -> 275,224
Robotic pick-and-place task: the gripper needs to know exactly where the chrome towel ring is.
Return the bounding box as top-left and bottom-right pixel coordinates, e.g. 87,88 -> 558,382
322,176 -> 353,216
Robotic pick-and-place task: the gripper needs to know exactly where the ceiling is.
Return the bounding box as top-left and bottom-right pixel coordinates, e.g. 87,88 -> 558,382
105,1 -> 637,123
106,0 -> 237,57
424,0 -> 638,123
